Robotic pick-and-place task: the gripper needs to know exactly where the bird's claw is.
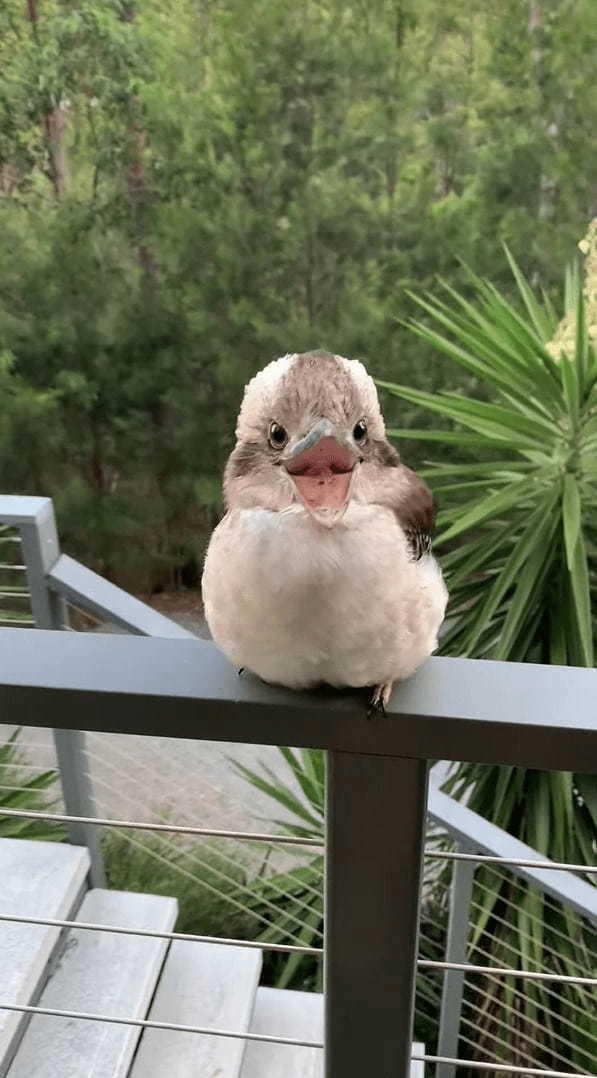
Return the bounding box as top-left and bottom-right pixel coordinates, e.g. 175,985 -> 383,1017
367,681 -> 394,719
367,696 -> 386,720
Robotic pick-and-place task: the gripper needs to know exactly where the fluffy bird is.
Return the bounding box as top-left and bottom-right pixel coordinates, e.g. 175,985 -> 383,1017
202,351 -> 447,712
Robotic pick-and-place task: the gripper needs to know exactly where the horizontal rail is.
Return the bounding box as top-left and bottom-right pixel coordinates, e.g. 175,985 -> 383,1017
2,807 -> 595,874
419,959 -> 596,986
430,850 -> 597,874
0,1003 -> 591,1076
413,1055 -> 595,1078
0,1001 -> 322,1050
0,807 -> 322,847
0,495 -> 51,526
0,912 -> 322,956
1,629 -> 596,771
48,553 -> 196,639
0,906 -> 592,985
428,786 -> 597,920
0,761 -> 49,770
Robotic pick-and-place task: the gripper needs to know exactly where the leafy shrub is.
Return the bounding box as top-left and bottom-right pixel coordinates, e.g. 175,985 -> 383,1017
235,743 -> 450,1045
234,747 -> 325,991
378,223 -> 597,1071
102,828 -> 260,940
0,729 -> 65,842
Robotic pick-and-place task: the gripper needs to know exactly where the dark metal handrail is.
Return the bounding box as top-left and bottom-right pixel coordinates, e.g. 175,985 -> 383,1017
1,495 -> 596,1078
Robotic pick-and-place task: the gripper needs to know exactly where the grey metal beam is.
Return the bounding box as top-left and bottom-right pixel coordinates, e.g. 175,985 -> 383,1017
48,555 -> 196,639
325,752 -> 428,1077
52,730 -> 106,887
17,501 -> 63,630
12,505 -> 105,887
0,497 -> 56,528
0,630 -> 595,773
428,786 -> 597,922
436,852 -> 475,1078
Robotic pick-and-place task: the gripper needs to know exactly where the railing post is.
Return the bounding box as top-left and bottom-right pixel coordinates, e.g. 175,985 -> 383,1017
18,500 -> 105,887
436,845 -> 475,1077
325,751 -> 429,1078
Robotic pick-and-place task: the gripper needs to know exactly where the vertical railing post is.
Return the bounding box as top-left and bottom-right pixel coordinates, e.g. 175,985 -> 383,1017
18,499 -> 105,887
325,751 -> 429,1078
436,845 -> 475,1077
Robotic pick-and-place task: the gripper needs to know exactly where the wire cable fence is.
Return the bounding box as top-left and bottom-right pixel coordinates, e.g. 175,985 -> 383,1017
0,507 -> 595,1078
0,790 -> 595,1076
0,528 -> 33,626
0,996 -> 593,1077
1,733 -> 595,1075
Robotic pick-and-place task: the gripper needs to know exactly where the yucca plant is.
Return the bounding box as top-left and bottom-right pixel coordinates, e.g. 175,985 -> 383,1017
378,221 -> 597,1071
236,747 -> 450,1051
234,747 -> 325,991
0,729 -> 65,841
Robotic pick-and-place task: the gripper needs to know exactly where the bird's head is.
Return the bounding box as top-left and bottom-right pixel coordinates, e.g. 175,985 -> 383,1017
224,351 -> 396,526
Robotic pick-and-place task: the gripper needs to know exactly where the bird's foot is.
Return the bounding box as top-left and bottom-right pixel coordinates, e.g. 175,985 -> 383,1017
367,681 -> 394,719
367,696 -> 385,720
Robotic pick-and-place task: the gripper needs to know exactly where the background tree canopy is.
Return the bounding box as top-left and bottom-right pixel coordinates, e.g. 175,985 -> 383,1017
1,0 -> 596,590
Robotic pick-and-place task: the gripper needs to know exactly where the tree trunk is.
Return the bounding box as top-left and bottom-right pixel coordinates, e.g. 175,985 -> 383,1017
26,0 -> 70,198
384,0 -> 406,205
44,104 -> 70,198
0,164 -> 18,195
126,119 -> 159,276
528,1 -> 558,222
120,4 -> 159,278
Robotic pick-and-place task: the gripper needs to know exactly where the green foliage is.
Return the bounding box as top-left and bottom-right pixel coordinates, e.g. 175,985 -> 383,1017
381,247 -> 597,669
234,748 -> 324,991
102,828 -> 259,940
444,767 -> 597,1070
235,745 -> 450,1046
1,0 -> 597,587
0,730 -> 65,842
380,242 -> 597,1071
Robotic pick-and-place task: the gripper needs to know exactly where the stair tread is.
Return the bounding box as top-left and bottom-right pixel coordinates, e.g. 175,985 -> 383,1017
7,887 -> 177,1078
129,939 -> 262,1078
242,987 -> 323,1078
241,987 -> 426,1078
0,838 -> 89,1073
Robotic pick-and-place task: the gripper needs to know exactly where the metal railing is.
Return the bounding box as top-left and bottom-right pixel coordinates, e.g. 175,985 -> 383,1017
0,496 -> 596,1078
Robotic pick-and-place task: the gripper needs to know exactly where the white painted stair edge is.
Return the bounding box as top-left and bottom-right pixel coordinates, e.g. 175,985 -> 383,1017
241,987 -> 425,1078
130,939 -> 263,1078
0,838 -> 90,1077
7,888 -> 177,1078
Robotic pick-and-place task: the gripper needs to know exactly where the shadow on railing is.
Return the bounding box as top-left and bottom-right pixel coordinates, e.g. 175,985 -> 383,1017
0,495 -> 596,1078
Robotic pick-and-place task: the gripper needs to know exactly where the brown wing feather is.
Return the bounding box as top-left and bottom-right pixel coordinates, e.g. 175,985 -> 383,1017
364,440 -> 437,559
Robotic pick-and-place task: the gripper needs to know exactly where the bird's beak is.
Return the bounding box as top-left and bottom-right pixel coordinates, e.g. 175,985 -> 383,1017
281,419 -> 361,527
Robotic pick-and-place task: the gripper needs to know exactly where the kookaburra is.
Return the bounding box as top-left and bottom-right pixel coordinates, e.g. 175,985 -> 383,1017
202,351 -> 447,712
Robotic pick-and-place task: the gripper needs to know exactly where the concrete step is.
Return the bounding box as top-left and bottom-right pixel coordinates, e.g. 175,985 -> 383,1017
129,940 -> 262,1078
0,837 -> 89,1077
241,987 -> 323,1078
241,987 -> 426,1078
7,888 -> 177,1078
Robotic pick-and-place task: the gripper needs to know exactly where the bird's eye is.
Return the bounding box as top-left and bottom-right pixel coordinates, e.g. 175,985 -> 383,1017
353,419 -> 368,443
268,421 -> 288,449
